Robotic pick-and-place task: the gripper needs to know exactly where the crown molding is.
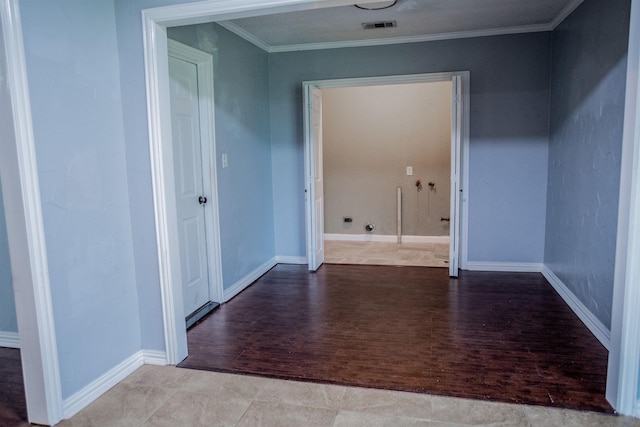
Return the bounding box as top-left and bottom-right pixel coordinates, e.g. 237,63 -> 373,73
266,23 -> 554,52
217,20 -> 272,51
217,1 -> 585,54
550,0 -> 584,29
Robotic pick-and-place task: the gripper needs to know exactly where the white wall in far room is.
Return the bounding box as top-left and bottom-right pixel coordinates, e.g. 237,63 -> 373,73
323,81 -> 452,237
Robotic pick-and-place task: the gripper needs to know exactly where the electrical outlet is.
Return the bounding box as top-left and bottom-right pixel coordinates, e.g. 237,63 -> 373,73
222,153 -> 228,168
406,166 -> 413,176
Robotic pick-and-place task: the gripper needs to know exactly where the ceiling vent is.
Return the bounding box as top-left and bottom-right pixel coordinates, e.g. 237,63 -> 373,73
361,20 -> 397,30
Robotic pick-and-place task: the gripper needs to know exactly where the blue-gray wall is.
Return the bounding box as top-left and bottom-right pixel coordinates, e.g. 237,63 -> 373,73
545,0 -> 631,329
19,0 -> 141,399
269,34 -> 551,263
167,23 -> 275,290
0,13 -> 17,336
0,182 -> 17,335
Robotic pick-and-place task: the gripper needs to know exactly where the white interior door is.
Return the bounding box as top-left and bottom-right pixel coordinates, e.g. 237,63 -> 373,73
169,55 -> 212,318
307,86 -> 324,271
449,76 -> 462,277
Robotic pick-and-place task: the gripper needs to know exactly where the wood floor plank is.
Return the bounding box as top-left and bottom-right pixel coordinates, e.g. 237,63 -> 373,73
179,264 -> 613,413
0,347 -> 28,426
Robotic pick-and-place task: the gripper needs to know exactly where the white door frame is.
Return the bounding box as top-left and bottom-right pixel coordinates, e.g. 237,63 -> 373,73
168,39 -> 224,317
302,73 -> 470,274
1,0 -> 63,424
141,1 -> 640,414
607,0 -> 640,416
144,28 -> 223,364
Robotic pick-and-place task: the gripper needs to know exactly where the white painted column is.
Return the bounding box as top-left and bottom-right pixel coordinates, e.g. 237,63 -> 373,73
0,0 -> 63,424
607,0 -> 640,416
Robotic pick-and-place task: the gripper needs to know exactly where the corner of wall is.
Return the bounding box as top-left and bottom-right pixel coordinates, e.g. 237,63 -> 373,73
62,349 -> 167,421
0,331 -> 19,348
542,265 -> 611,350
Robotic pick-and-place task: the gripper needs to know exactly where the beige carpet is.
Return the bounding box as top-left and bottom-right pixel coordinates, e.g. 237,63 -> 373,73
324,240 -> 449,268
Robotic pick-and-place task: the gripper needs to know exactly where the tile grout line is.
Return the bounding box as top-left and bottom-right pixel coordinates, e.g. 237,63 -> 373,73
136,385 -> 178,427
522,404 -> 534,427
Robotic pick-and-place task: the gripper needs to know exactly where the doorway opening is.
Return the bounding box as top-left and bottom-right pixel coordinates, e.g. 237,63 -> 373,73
320,81 -> 452,268
304,72 -> 469,277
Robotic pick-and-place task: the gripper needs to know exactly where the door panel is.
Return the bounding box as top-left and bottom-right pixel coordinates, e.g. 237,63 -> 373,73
449,77 -> 462,277
310,86 -> 324,271
169,55 -> 211,317
182,216 -> 203,285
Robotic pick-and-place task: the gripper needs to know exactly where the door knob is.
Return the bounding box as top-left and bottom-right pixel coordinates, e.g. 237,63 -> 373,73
198,195 -> 207,205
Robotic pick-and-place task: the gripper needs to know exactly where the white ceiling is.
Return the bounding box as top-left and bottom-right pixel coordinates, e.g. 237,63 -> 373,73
219,0 -> 583,52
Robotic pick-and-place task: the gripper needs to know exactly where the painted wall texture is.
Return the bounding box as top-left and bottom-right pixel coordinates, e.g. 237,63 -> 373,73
322,82 -> 451,237
167,23 -> 275,291
269,33 -> 551,263
0,21 -> 18,337
0,181 -> 17,336
19,0 -> 142,399
545,0 -> 631,329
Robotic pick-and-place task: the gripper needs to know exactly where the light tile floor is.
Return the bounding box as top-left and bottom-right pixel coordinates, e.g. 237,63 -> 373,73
57,365 -> 640,427
324,240 -> 449,268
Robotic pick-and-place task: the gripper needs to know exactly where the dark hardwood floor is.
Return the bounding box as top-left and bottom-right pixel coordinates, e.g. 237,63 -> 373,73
0,347 -> 28,426
179,264 -> 612,413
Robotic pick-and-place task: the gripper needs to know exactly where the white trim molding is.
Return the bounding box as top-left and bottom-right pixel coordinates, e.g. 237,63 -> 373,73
143,9 -> 187,366
275,256 -> 307,264
142,350 -> 168,366
62,350 -> 166,420
550,0 -> 584,29
223,257 -> 277,302
0,331 -> 20,348
465,262 -> 543,273
542,266 -> 611,350
607,0 -> 640,415
324,233 -> 449,244
1,0 -> 63,424
223,23 -> 553,53
217,21 -> 272,51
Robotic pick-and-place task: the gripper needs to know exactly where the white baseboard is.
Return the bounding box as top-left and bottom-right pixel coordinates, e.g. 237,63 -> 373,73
63,350 -> 146,419
542,266 -> 611,350
465,262 -> 544,273
0,331 -> 20,348
324,233 -> 449,244
142,350 -> 167,366
223,257 -> 277,302
275,256 -> 307,265
62,349 -> 168,419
